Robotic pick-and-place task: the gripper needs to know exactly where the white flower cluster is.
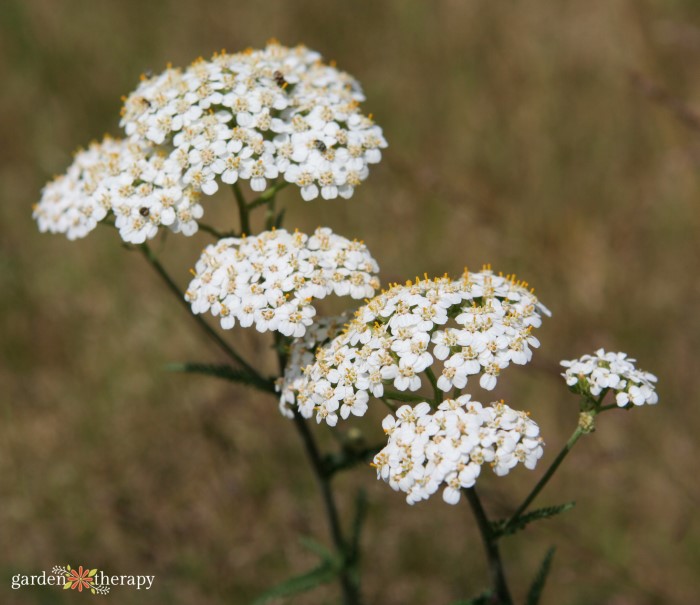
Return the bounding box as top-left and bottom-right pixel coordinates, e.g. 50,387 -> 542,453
34,137 -> 204,242
185,228 -> 380,337
35,43 -> 386,243
121,42 -> 387,201
285,269 -> 550,425
373,396 -> 544,505
277,314 -> 350,419
561,349 -> 658,407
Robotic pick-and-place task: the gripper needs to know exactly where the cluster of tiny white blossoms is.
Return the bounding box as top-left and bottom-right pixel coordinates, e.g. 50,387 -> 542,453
284,269 -> 550,425
185,228 -> 380,338
121,41 -> 387,201
35,42 -> 386,243
373,396 -> 544,505
33,137 -> 204,242
561,349 -> 659,407
277,314 -> 350,419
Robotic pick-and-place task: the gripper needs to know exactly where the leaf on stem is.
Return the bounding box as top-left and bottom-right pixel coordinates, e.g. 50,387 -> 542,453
250,536 -> 342,605
166,362 -> 276,393
524,547 -> 556,605
449,590 -> 493,605
250,562 -> 341,605
298,536 -> 338,564
492,502 -> 575,538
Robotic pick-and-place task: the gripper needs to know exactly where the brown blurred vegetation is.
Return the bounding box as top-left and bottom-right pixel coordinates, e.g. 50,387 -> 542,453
2,0 -> 700,603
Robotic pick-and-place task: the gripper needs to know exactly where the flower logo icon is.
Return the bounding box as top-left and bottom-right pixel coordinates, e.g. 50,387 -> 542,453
63,566 -> 96,592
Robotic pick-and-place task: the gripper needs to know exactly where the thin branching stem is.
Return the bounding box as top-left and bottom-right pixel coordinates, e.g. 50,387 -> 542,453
379,397 -> 398,412
232,183 -> 250,234
248,180 -> 290,210
138,243 -> 262,381
197,223 -> 226,239
290,410 -> 362,605
464,488 -> 513,605
425,367 -> 442,403
383,389 -> 426,403
505,393 -> 620,528
506,424 -> 586,528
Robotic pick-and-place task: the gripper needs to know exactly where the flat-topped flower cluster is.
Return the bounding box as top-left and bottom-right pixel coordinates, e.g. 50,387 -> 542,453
122,42 -> 386,201
561,349 -> 658,407
34,42 -> 387,242
185,228 -> 380,337
279,269 -> 550,426
373,397 -> 544,504
33,137 -> 205,243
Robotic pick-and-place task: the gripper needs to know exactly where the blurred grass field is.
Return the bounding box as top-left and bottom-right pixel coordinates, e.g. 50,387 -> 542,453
2,0 -> 700,603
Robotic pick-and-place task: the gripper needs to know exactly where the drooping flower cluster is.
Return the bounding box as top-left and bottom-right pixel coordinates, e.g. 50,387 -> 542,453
561,349 -> 658,407
35,42 -> 387,243
121,42 -> 387,201
34,137 -> 204,242
185,228 -> 380,337
285,269 -> 550,425
277,314 -> 350,419
373,396 -> 544,505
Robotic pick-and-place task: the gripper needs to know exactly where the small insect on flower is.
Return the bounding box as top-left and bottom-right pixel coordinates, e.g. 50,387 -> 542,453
313,139 -> 328,153
273,70 -> 288,88
139,207 -> 150,217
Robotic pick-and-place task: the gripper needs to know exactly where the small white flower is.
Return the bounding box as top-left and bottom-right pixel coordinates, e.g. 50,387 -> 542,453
561,349 -> 658,407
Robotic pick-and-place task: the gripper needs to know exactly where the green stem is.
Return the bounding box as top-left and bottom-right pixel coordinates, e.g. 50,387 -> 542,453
425,367 -> 442,403
379,398 -> 397,413
382,389 -> 426,403
248,181 -> 290,210
464,488 -> 513,605
274,328 -> 362,605
506,393 -> 616,528
265,192 -> 277,231
232,183 -> 250,234
291,412 -> 362,604
197,223 -> 226,239
506,424 -> 586,527
138,243 -> 262,381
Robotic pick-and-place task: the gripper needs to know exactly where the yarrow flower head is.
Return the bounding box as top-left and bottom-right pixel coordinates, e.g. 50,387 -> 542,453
373,396 -> 544,505
561,349 -> 658,407
120,41 -> 387,201
185,228 -> 380,338
35,43 -> 386,243
284,268 -> 550,425
33,136 -> 204,242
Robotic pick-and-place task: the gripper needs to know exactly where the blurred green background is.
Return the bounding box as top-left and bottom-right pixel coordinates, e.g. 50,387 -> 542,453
2,0 -> 699,603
